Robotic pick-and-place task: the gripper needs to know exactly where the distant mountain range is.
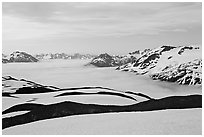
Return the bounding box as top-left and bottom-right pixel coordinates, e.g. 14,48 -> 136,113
90,45 -> 202,85
34,53 -> 97,60
89,49 -> 151,67
2,52 -> 97,63
2,45 -> 202,85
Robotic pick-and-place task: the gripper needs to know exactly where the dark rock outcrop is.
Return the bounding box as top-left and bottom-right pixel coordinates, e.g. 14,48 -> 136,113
2,94 -> 202,129
2,76 -> 202,129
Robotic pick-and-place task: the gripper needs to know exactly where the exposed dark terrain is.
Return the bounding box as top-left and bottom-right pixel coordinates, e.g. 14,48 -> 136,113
3,94 -> 201,129
2,76 -> 202,130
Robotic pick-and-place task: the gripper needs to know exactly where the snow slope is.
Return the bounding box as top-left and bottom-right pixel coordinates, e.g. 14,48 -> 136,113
3,109 -> 201,135
117,45 -> 202,85
2,76 -> 150,111
2,76 -> 58,94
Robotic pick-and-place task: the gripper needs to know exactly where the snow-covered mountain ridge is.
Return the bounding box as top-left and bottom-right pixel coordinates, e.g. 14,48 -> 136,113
2,52 -> 97,63
89,51 -> 141,67
2,51 -> 38,63
90,45 -> 202,85
117,45 -> 202,85
34,53 -> 96,60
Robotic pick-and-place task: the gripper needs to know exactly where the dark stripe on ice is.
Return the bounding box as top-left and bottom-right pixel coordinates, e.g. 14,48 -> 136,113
55,91 -> 137,101
2,94 -> 202,129
125,91 -> 154,100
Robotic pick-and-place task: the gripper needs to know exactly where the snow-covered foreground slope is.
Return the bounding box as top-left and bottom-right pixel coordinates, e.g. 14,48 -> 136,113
2,76 -> 147,111
2,76 -> 202,133
2,76 -> 59,94
3,109 -> 201,135
117,45 -> 202,85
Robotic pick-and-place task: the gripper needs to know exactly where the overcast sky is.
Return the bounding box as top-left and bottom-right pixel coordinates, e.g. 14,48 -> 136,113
2,2 -> 202,55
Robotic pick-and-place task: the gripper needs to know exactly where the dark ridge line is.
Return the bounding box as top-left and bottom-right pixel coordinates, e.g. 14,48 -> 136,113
3,104 -> 44,115
54,91 -> 91,97
2,76 -> 18,81
3,76 -> 60,91
12,87 -> 56,95
26,98 -> 38,102
2,93 -> 19,98
20,79 -> 60,90
19,79 -> 60,90
5,86 -> 122,95
125,91 -> 154,100
3,85 -> 155,101
55,91 -> 137,101
2,94 -> 202,129
55,86 -> 119,92
20,79 -> 44,87
45,86 -> 61,90
3,76 -> 152,99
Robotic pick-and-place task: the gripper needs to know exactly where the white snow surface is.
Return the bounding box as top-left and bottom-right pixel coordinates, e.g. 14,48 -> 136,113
150,45 -> 202,74
3,109 -> 202,135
